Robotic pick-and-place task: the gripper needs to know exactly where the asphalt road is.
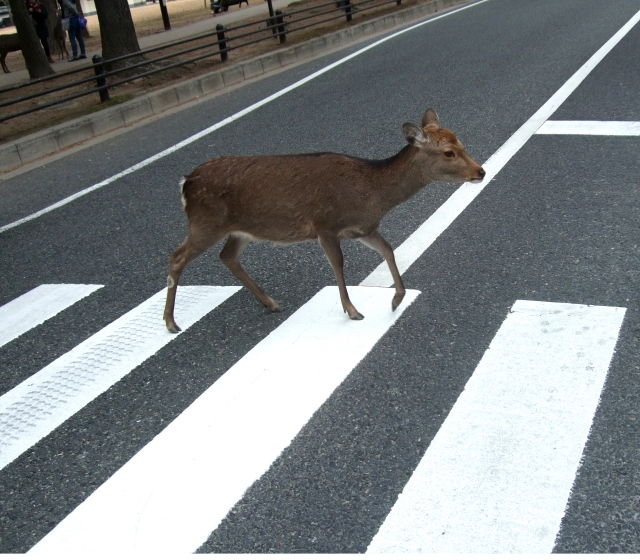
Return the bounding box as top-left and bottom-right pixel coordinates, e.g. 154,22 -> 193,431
1,0 -> 640,553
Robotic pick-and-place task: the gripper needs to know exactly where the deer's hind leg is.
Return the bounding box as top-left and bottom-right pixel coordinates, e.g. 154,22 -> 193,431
164,230 -> 224,333
359,229 -> 406,311
220,233 -> 280,312
0,53 -> 9,74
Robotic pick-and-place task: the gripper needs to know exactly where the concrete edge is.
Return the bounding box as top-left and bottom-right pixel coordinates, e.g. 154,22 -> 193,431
0,0 -> 472,175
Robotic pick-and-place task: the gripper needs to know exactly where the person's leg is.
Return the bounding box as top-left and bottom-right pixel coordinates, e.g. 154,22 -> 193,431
67,26 -> 78,59
76,26 -> 86,57
40,36 -> 53,61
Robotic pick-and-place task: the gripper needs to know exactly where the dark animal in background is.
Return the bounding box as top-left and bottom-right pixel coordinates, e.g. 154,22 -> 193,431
211,0 -> 248,14
52,11 -> 69,60
0,33 -> 21,73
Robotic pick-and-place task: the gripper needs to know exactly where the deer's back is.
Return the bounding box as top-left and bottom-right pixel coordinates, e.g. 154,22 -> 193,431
182,153 -> 385,242
0,34 -> 20,51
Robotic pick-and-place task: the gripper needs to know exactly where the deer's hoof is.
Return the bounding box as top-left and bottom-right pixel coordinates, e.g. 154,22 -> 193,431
391,294 -> 405,311
349,311 -> 365,321
166,321 -> 182,334
265,298 -> 280,312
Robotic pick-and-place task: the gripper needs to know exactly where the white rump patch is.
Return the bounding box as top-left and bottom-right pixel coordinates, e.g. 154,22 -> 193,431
179,177 -> 187,211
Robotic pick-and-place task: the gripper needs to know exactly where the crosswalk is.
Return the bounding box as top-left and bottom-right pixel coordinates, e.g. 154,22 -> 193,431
367,300 -> 626,554
0,285 -> 240,471
0,282 -> 627,553
29,286 -> 420,554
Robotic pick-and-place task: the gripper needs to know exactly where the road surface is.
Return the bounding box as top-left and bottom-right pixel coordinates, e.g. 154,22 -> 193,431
1,0 -> 639,552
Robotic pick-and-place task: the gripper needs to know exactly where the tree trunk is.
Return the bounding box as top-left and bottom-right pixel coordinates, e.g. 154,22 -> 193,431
93,0 -> 140,67
39,0 -> 58,50
7,0 -> 54,78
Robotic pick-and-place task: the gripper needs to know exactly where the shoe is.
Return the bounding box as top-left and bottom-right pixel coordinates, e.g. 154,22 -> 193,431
78,54 -> 87,59
47,56 -> 55,63
68,56 -> 78,61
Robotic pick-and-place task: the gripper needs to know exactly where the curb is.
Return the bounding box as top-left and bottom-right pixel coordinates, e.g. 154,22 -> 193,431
0,0 -> 469,174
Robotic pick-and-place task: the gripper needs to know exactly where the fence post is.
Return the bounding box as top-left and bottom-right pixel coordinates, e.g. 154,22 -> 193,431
216,24 -> 228,62
159,0 -> 171,31
266,0 -> 275,18
342,0 -> 352,22
92,55 -> 109,103
275,10 -> 286,44
265,0 -> 277,36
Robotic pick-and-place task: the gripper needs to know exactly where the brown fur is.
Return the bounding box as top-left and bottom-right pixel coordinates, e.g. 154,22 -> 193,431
53,11 -> 69,60
163,109 -> 485,332
0,34 -> 21,73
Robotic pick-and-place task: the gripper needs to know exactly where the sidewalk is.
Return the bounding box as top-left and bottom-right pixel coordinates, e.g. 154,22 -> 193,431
0,0 -> 292,88
0,0 -> 470,174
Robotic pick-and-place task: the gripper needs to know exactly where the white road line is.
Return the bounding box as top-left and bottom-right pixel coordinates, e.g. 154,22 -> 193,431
0,0 -> 490,236
361,8 -> 640,288
0,284 -> 102,349
29,286 -> 419,555
367,300 -> 626,554
0,286 -> 240,472
536,120 -> 640,135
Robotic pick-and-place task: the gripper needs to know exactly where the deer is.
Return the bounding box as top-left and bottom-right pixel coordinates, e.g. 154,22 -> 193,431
53,10 -> 69,60
163,108 -> 485,333
0,34 -> 21,73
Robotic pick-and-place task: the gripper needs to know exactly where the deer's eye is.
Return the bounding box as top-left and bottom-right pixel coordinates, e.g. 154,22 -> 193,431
444,150 -> 455,158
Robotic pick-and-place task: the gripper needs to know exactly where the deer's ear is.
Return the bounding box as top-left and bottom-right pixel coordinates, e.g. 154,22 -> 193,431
422,108 -> 440,129
403,123 -> 429,146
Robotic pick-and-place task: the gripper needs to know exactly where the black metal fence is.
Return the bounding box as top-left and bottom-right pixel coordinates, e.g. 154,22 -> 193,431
0,0 -> 409,123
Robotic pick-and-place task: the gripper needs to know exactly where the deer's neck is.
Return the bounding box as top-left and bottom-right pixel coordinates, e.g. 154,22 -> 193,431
367,145 -> 430,212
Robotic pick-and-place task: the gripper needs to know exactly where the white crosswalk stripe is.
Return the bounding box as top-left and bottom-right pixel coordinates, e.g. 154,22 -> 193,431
0,284 -> 102,349
367,300 -> 626,554
0,286 -> 240,471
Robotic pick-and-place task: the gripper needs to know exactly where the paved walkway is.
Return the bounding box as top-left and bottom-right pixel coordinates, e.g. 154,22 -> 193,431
0,0 -> 291,87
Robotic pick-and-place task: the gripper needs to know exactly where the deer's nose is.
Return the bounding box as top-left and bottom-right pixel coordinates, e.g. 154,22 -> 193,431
469,167 -> 486,184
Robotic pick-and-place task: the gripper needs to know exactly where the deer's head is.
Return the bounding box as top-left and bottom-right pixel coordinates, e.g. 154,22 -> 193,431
403,109 -> 485,184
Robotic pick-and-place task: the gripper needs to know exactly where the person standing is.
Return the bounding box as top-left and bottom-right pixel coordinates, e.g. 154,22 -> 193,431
61,0 -> 86,61
26,0 -> 55,64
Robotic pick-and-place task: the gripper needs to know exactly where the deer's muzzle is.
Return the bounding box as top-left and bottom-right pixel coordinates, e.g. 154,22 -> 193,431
470,167 -> 486,184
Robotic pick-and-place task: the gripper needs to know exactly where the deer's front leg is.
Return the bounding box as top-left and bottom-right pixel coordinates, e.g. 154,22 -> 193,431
359,229 -> 406,311
318,233 -> 364,320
